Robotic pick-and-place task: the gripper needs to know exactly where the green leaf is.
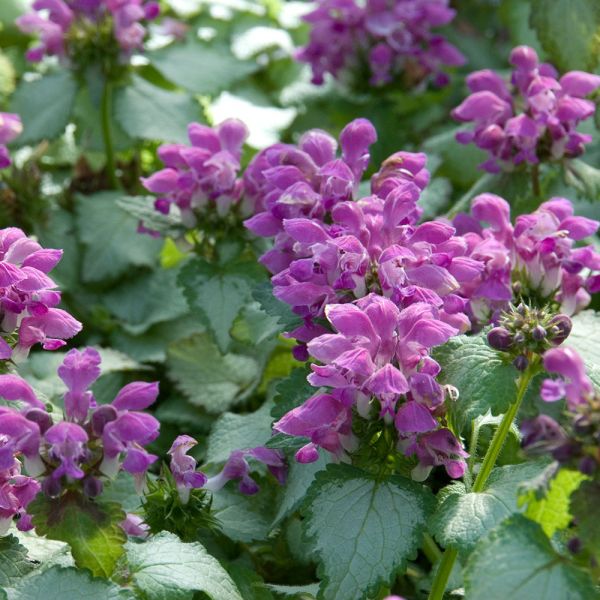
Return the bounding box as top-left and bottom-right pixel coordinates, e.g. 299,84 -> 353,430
568,310 -> 600,366
75,192 -> 161,283
7,566 -> 132,600
273,455 -> 329,526
166,333 -> 262,413
114,76 -> 201,144
104,266 -> 189,335
464,515 -> 597,599
530,0 -> 600,72
29,492 -> 126,578
227,564 -> 275,600
433,334 -> 517,432
302,464 -> 433,600
178,256 -> 265,353
253,282 -> 303,333
126,531 -> 243,600
0,535 -> 36,587
9,72 -> 77,144
212,486 -> 275,543
431,461 -> 550,559
149,41 -> 259,96
571,480 -> 600,559
110,314 -> 205,364
564,159 -> 600,201
523,469 -> 587,537
206,400 -> 274,464
271,366 -> 314,420
115,196 -> 182,238
266,583 -> 319,598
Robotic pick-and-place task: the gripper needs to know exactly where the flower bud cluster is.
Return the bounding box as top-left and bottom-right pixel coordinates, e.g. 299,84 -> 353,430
487,303 -> 572,370
17,0 -> 160,71
453,45 -> 600,172
0,227 -> 82,361
0,347 -> 160,534
296,0 -> 465,88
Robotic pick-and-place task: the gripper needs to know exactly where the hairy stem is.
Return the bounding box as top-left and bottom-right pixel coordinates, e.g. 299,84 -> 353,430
427,367 -> 534,600
101,79 -> 119,189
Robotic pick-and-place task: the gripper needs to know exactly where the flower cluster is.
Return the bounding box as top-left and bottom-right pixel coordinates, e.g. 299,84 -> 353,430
296,0 -> 465,87
0,227 -> 82,361
274,295 -> 468,480
140,119 -> 249,237
17,0 -> 160,66
522,346 -> 599,477
167,434 -> 286,504
452,45 -> 600,172
246,119 -> 484,347
0,114 -> 22,171
0,348 -> 160,533
454,194 -> 600,323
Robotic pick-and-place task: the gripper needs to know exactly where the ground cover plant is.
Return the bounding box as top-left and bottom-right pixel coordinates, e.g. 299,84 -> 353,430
2,1 -> 600,599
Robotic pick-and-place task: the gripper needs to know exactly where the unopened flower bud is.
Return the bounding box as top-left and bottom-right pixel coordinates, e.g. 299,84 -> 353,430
25,408 -> 53,434
578,456 -> 597,476
513,355 -> 528,371
487,327 -> 513,351
513,332 -> 525,345
42,476 -> 62,497
567,537 -> 582,554
531,325 -> 547,341
548,314 -> 572,346
83,476 -> 104,498
91,404 -> 118,436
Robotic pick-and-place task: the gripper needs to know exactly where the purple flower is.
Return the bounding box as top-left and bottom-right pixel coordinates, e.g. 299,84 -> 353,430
0,113 -> 22,170
403,428 -> 469,481
273,392 -> 355,463
455,194 -> 600,322
140,119 -> 248,235
168,435 -> 207,504
0,375 -> 45,410
541,347 -> 594,409
296,0 -> 464,88
0,409 -> 42,476
120,512 -> 149,538
45,421 -> 89,480
0,458 -> 40,536
17,0 -> 159,64
58,347 -> 102,422
0,227 -> 81,360
453,45 -> 600,171
205,447 -> 286,495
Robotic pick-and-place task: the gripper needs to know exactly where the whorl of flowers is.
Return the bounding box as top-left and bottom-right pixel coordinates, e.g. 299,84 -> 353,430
0,114 -> 22,170
140,119 -> 249,236
0,347 -> 160,533
0,227 -> 82,361
16,0 -> 160,65
245,118 -> 485,353
454,194 -> 600,323
296,0 -> 465,87
522,346 -> 599,477
452,45 -> 600,173
273,294 -> 468,481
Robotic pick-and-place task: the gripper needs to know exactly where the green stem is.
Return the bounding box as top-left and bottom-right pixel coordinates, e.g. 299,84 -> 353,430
101,79 -> 119,189
427,367 -> 534,600
422,533 -> 443,564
